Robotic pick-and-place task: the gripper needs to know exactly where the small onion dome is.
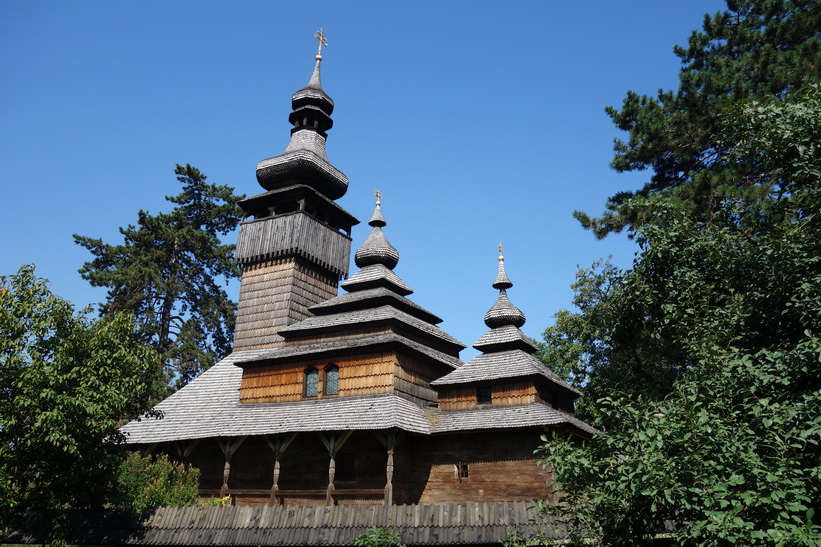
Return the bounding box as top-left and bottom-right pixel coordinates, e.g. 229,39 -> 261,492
354,192 -> 399,269
484,289 -> 526,328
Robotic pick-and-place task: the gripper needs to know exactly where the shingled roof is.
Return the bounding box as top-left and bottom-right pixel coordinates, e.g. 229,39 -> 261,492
121,352 -> 434,444
432,403 -> 598,436
432,249 -> 582,399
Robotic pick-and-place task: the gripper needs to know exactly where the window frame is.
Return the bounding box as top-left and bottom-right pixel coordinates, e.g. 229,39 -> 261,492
324,363 -> 339,396
304,367 -> 319,398
476,386 -> 493,405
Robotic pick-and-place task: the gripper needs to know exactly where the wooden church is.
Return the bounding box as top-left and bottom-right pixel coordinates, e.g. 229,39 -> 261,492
121,36 -> 596,507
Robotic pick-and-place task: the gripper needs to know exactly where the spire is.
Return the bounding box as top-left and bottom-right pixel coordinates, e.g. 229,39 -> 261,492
493,243 -> 513,290
256,29 -> 348,199
305,28 -> 326,89
355,190 -> 399,269
483,245 -> 525,328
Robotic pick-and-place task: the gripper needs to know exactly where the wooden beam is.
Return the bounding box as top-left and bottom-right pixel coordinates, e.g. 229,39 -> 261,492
172,439 -> 200,460
264,433 -> 297,506
216,437 -> 246,498
318,431 -> 353,505
375,429 -> 403,506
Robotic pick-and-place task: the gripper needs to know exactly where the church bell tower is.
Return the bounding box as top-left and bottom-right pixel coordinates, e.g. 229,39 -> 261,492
233,30 -> 359,350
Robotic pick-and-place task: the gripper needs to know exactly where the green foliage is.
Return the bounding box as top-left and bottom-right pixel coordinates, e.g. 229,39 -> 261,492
353,526 -> 407,547
540,343 -> 821,544
74,164 -> 244,389
538,84 -> 821,543
0,265 -> 162,518
112,452 -> 200,513
575,0 -> 821,237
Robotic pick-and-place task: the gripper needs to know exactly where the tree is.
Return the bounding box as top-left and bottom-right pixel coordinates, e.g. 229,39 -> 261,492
575,0 -> 821,237
111,452 -> 200,513
0,265 -> 162,519
74,164 -> 244,389
536,80 -> 821,545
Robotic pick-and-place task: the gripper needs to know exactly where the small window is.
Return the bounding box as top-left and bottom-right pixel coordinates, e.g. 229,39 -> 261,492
456,463 -> 469,480
325,364 -> 339,395
477,386 -> 492,405
304,368 -> 319,397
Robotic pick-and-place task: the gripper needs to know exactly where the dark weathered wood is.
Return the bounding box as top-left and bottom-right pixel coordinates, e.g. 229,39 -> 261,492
235,212 -> 352,276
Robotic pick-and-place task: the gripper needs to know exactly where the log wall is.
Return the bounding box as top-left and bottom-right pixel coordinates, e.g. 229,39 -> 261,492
437,381 -> 538,410
411,429 -> 553,504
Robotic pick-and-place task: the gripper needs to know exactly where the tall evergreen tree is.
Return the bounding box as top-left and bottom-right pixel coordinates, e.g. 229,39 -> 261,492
532,1 -> 821,541
574,0 -> 821,237
74,164 -> 244,389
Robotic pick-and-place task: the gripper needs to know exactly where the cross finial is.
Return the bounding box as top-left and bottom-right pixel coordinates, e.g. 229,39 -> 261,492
314,29 -> 328,60
498,242 -> 504,261
375,189 -> 382,205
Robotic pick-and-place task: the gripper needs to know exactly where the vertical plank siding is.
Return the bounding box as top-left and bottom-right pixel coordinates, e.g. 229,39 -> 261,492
4,502 -> 570,546
235,213 -> 352,277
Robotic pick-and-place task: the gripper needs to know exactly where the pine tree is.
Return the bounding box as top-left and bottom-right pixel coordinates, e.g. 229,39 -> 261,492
74,164 -> 244,389
575,0 -> 821,237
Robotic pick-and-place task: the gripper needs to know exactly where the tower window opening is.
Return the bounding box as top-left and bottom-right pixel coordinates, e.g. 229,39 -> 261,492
456,463 -> 469,481
304,368 -> 319,397
477,386 -> 492,405
325,364 -> 339,395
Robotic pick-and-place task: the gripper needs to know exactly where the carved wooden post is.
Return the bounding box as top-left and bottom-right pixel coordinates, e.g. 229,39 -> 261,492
216,437 -> 246,502
385,447 -> 394,506
221,460 -> 231,498
376,429 -> 401,506
319,431 -> 352,506
264,433 -> 296,506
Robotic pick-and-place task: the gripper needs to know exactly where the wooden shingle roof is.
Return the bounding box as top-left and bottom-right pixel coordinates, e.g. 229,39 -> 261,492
309,286 -> 443,324
121,353 -> 434,445
430,350 -> 581,396
277,305 -> 464,353
432,402 -> 598,436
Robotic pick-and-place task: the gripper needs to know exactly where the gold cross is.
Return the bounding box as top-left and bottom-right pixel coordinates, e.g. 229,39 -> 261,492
375,189 -> 382,204
315,29 -> 328,58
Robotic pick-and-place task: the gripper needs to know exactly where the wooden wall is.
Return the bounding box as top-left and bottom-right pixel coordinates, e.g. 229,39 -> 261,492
410,429 -> 553,504
233,257 -> 339,350
158,428 -> 555,507
240,352 -> 396,403
240,350 -> 450,405
437,381 -> 538,410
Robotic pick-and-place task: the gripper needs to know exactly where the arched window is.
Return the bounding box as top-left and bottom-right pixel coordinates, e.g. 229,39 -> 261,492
324,364 -> 339,396
304,367 -> 319,397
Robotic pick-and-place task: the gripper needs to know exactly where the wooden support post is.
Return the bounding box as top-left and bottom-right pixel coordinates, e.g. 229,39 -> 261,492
264,433 -> 296,506
385,448 -> 394,506
216,436 -> 246,501
172,439 -> 200,462
319,431 -> 353,506
376,429 -> 402,506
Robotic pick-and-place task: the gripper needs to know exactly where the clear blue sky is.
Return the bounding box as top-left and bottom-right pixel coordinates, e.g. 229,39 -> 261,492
1,1 -> 725,359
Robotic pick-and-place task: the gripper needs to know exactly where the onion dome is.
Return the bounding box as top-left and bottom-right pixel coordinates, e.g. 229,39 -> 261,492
256,29 -> 349,200
354,190 -> 399,269
483,246 -> 525,328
